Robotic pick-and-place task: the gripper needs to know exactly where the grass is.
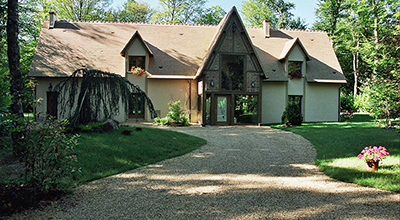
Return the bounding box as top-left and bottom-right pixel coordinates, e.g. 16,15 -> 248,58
271,114 -> 400,192
73,126 -> 206,183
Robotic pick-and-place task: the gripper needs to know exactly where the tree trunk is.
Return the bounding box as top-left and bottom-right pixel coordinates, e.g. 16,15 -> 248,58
353,37 -> 359,98
372,0 -> 378,79
7,0 -> 25,158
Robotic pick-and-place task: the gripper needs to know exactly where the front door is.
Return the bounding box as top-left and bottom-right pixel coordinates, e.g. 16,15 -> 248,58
215,95 -> 230,125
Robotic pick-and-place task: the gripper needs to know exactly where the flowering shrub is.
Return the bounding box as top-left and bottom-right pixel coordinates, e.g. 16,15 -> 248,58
289,71 -> 302,79
341,111 -> 353,120
131,66 -> 146,76
24,116 -> 80,193
357,146 -> 390,162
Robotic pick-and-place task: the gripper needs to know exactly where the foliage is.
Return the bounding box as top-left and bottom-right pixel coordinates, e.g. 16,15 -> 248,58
154,117 -> 169,126
108,0 -> 154,22
167,100 -> 189,126
24,117 -> 79,194
47,0 -> 112,21
314,0 -> 347,36
241,0 -> 307,29
341,111 -> 353,120
357,146 -> 390,162
360,79 -> 400,127
272,114 -> 400,191
75,127 -> 206,183
130,66 -> 146,76
315,0 -> 399,117
78,120 -> 104,132
281,103 -> 303,126
52,69 -> 157,128
340,92 -> 356,112
154,100 -> 189,126
196,5 -> 226,25
153,0 -> 207,24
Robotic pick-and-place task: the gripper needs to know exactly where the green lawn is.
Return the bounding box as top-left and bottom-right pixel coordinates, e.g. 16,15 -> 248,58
271,114 -> 400,192
73,126 -> 207,183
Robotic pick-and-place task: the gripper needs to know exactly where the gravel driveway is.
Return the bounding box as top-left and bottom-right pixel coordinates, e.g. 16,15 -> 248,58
11,126 -> 400,219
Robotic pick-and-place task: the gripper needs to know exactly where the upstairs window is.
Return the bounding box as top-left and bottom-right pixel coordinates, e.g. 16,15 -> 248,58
129,56 -> 145,71
221,55 -> 244,91
288,61 -> 302,79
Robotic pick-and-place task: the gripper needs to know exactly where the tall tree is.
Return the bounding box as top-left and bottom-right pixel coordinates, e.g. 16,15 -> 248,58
48,0 -> 112,21
153,0 -> 207,24
196,5 -> 226,25
241,0 -> 307,29
7,0 -> 25,157
113,0 -> 154,22
314,0 -> 346,37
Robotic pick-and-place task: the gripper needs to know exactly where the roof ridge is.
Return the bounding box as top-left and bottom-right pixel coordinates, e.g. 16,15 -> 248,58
56,19 -> 218,27
245,26 -> 326,33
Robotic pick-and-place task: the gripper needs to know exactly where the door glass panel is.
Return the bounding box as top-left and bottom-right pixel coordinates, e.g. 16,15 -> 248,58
217,96 -> 228,122
235,95 -> 258,124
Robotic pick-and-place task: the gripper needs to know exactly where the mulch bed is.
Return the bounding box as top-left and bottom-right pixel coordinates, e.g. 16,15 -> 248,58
0,183 -> 65,217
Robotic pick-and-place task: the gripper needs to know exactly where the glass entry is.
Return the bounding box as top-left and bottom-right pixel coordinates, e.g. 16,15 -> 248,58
216,95 -> 230,124
129,93 -> 145,119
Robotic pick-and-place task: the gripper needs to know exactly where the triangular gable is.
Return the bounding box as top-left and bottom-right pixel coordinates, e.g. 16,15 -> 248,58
278,37 -> 311,61
120,31 -> 153,57
194,6 -> 265,79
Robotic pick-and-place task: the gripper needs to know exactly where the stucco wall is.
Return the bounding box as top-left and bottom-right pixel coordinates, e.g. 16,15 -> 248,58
287,44 -> 306,96
35,78 -> 65,117
304,83 -> 340,122
261,82 -> 287,124
147,79 -> 199,123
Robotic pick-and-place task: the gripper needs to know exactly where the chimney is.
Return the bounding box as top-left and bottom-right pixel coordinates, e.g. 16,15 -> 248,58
49,11 -> 56,29
263,20 -> 270,38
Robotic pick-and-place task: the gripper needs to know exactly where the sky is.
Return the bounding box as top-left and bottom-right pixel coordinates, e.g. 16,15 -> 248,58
111,0 -> 318,27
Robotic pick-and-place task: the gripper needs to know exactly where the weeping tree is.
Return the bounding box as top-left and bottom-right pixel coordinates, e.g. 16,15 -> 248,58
51,69 -> 157,128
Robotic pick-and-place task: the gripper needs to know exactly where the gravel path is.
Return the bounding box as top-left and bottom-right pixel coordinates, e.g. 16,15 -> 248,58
11,126 -> 400,219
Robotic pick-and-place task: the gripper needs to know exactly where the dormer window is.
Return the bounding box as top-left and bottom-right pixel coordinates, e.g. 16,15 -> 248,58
129,56 -> 145,71
288,61 -> 303,79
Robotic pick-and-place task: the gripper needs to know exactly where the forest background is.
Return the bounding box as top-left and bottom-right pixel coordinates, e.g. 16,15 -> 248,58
1,0 -> 399,127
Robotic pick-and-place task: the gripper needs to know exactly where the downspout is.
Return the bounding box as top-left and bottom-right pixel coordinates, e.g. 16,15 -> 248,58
188,80 -> 192,122
338,85 -> 342,121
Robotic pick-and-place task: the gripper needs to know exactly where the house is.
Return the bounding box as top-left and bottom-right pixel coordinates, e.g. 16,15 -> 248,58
29,7 -> 346,125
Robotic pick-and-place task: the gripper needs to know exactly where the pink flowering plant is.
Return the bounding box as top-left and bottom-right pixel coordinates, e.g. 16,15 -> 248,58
357,146 -> 390,162
131,66 -> 146,76
341,111 -> 353,120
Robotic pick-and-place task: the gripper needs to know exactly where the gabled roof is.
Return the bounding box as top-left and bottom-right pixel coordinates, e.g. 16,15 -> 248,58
120,30 -> 153,57
278,37 -> 311,61
194,6 -> 265,79
29,8 -> 346,84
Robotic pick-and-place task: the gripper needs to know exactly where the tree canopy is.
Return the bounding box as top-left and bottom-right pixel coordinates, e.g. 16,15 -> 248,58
241,0 -> 307,29
315,0 -> 400,126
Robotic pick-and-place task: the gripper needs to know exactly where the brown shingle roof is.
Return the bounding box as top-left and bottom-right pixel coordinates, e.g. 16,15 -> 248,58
29,12 -> 346,84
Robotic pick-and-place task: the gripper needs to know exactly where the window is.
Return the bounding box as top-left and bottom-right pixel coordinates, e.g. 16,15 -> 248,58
221,55 -> 244,91
235,95 -> 258,124
128,56 -> 145,71
288,95 -> 302,111
288,61 -> 302,78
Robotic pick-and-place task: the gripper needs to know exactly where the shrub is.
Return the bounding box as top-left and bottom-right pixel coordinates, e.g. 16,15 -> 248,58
281,103 -> 303,126
340,93 -> 357,112
167,101 -> 187,125
24,117 -> 79,195
154,101 -> 189,126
